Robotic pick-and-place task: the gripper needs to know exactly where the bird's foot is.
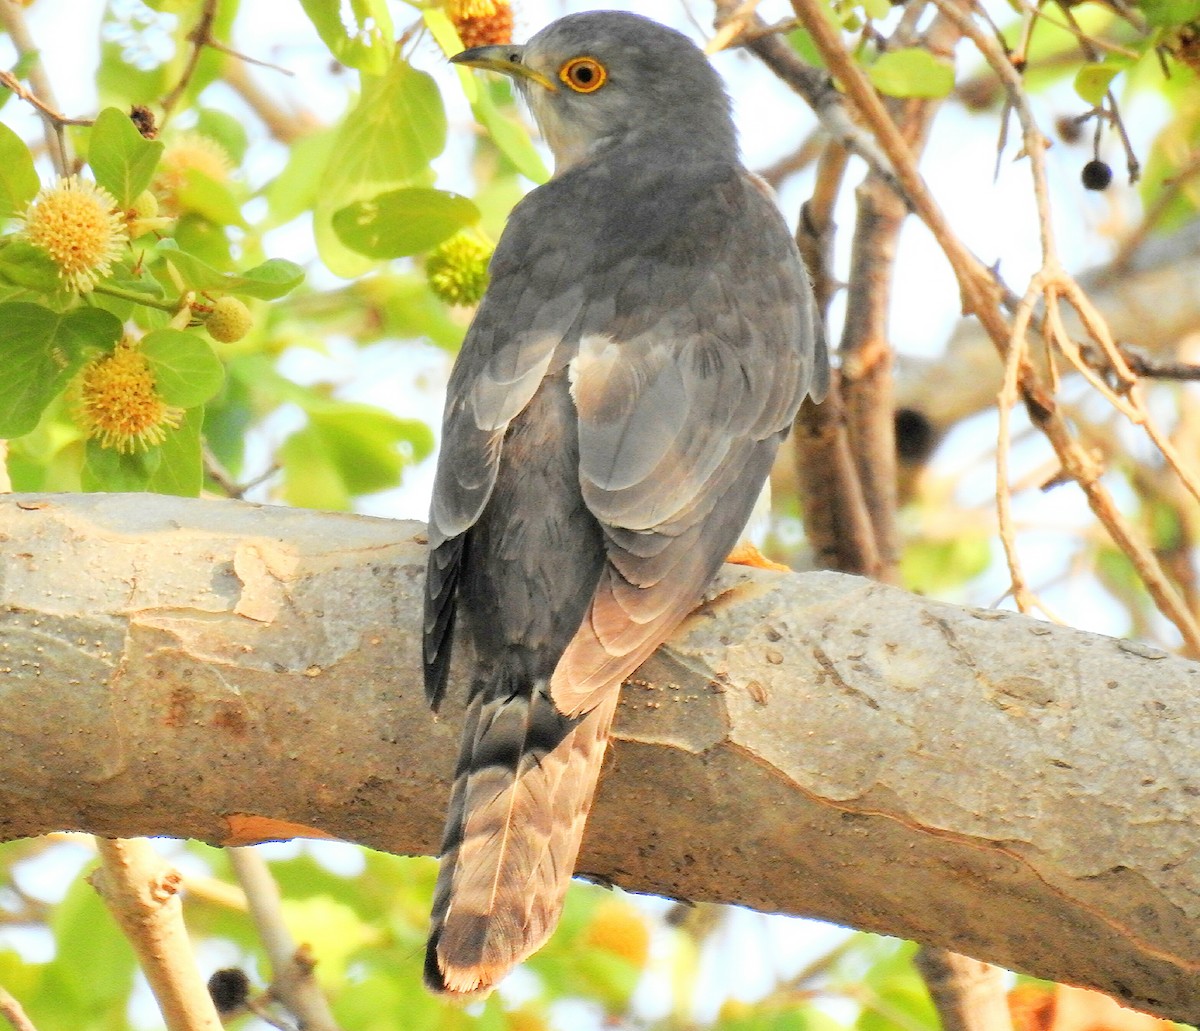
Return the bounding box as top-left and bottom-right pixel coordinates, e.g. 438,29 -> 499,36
725,541 -> 790,572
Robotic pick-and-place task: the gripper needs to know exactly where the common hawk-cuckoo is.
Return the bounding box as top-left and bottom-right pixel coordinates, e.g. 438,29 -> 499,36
423,10 -> 830,998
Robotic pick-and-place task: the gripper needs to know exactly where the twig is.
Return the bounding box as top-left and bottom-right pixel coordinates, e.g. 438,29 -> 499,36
0,1 -> 76,173
916,0 -> 1200,654
839,174 -> 903,583
714,0 -> 902,196
0,985 -> 38,1031
226,847 -> 343,1031
0,70 -> 91,128
997,278 -> 1042,615
914,947 -> 1014,1031
202,444 -> 279,499
89,838 -> 223,1031
160,0 -> 220,120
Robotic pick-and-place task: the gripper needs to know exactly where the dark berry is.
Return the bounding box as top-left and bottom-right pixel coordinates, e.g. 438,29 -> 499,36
1081,159 -> 1113,191
207,968 -> 251,1014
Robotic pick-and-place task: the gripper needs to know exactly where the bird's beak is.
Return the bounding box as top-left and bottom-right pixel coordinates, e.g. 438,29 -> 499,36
450,44 -> 558,91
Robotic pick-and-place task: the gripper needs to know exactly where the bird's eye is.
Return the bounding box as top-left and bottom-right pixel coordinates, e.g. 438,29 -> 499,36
559,57 -> 607,93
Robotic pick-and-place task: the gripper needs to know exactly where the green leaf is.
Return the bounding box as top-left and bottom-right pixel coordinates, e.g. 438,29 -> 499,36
333,188 -> 479,259
900,535 -> 990,595
0,303 -> 122,436
225,258 -> 305,299
422,6 -> 464,55
263,127 -> 339,227
470,84 -> 551,184
194,107 -> 249,164
87,107 -> 164,207
83,438 -> 162,491
174,168 -> 246,226
0,239 -> 67,295
1140,0 -> 1200,26
47,863 -> 137,1009
299,0 -> 395,72
140,328 -> 224,407
0,121 -> 39,220
280,404 -> 434,508
868,48 -> 955,98
146,406 -> 203,496
155,240 -> 303,299
315,61 -> 447,276
1073,60 -> 1129,105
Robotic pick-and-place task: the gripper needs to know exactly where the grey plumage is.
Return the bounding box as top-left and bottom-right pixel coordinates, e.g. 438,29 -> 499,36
424,10 -> 829,997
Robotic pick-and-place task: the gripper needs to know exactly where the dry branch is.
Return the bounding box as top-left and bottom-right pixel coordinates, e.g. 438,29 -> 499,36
0,493 -> 1197,1023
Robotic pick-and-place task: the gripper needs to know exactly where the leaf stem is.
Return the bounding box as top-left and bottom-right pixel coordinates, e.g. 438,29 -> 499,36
92,282 -> 184,314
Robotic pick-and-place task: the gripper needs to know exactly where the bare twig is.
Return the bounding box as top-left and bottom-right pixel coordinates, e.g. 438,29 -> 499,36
0,986 -> 38,1031
0,1 -> 76,173
0,70 -> 91,128
89,838 -> 223,1031
713,0 -> 902,194
226,847 -> 343,1031
160,0 -> 220,120
915,948 -> 1015,1031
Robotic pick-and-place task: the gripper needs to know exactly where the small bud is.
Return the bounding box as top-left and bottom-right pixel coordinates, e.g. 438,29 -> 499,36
125,190 -> 171,239
1081,159 -> 1113,191
1055,114 -> 1084,145
204,296 -> 253,343
425,232 -> 492,306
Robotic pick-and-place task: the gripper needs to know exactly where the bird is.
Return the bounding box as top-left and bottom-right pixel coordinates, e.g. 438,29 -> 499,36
422,10 -> 830,999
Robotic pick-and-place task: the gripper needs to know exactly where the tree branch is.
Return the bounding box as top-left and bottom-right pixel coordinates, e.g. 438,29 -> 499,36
0,493 -> 1196,1023
89,837 -> 223,1031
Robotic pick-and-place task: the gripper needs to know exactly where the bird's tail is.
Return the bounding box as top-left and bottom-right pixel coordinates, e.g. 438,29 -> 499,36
425,676 -> 620,998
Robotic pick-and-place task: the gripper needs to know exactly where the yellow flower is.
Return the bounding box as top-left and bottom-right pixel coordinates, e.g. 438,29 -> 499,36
425,231 -> 492,306
447,0 -> 499,18
19,175 -> 127,293
154,132 -> 231,209
446,0 -> 513,48
77,339 -> 183,453
582,898 -> 651,968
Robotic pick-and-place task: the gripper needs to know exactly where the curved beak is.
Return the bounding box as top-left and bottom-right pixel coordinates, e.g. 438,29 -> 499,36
450,44 -> 558,92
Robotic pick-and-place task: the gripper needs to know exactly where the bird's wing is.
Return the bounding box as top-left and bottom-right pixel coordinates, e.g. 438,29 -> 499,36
423,191 -> 589,708
550,169 -> 828,717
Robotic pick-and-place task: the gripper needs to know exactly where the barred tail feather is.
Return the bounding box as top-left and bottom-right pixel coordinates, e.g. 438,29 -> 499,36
426,678 -> 620,998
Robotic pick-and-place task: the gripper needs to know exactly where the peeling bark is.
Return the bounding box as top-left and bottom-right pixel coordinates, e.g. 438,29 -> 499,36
0,494 -> 1196,1023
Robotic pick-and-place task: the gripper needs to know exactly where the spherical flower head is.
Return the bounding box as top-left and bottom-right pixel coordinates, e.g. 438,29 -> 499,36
77,338 -> 183,453
425,232 -> 492,306
154,132 -> 232,209
19,175 -> 128,293
446,0 -> 513,47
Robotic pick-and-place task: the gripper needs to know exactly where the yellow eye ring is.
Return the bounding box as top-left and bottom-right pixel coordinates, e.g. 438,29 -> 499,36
559,57 -> 607,93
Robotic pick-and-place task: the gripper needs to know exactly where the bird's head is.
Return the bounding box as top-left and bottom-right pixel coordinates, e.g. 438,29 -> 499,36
451,11 -> 736,173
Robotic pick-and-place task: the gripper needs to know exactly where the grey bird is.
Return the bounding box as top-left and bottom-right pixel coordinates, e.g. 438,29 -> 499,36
423,10 -> 829,998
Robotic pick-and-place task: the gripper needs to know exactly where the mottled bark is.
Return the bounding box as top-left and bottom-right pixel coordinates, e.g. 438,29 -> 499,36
0,494 -> 1196,1023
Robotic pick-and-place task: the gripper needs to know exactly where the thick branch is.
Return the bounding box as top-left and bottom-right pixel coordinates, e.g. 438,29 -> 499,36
0,494 -> 1196,1022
